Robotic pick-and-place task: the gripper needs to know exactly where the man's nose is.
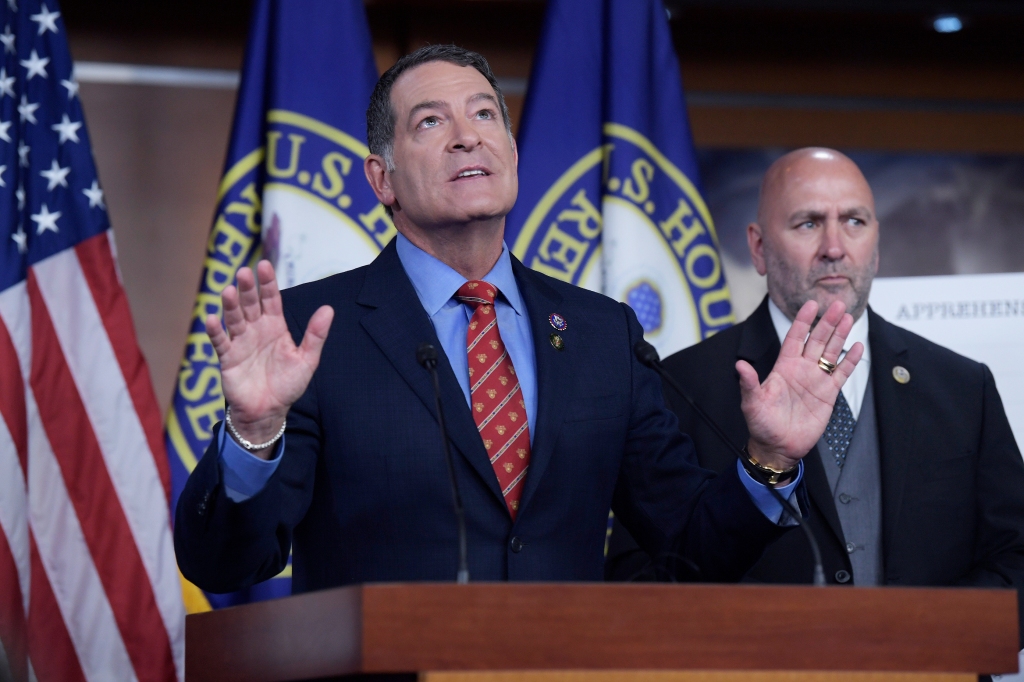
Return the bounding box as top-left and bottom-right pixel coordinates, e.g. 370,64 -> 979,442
819,219 -> 846,261
448,117 -> 482,151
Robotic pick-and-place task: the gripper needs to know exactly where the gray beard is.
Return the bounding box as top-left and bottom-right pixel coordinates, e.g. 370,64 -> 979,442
766,250 -> 876,322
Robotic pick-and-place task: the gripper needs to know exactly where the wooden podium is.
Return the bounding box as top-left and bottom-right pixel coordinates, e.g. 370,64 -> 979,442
185,583 -> 1018,682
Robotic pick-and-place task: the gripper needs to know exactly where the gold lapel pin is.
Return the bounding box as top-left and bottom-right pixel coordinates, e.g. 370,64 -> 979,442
549,333 -> 565,351
892,365 -> 910,384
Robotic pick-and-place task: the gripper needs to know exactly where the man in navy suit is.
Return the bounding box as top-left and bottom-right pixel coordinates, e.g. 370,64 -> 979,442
174,46 -> 863,593
607,150 -> 1024,647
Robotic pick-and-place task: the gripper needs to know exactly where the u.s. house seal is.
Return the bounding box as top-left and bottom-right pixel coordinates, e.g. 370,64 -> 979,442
262,110 -> 395,288
512,123 -> 734,349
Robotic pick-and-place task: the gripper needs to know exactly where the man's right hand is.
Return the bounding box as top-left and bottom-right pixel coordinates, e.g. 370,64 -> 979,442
206,260 -> 334,460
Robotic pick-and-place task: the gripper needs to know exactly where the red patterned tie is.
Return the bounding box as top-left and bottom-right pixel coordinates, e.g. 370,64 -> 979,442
455,280 -> 531,518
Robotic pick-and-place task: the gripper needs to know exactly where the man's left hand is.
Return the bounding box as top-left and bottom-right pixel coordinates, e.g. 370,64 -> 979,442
737,299 -> 864,473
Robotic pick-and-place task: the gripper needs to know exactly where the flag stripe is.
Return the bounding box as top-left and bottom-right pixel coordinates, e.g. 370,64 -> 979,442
0,286 -> 30,369
32,250 -> 184,676
1,286 -> 102,682
0,314 -> 27,473
0,412 -> 30,613
26,534 -> 88,682
25,388 -> 129,682
0,527 -> 27,682
27,270 -> 175,681
75,232 -> 172,501
0,292 -> 32,613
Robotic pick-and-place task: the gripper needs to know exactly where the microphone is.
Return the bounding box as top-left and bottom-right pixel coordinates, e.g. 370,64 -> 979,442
417,342 -> 470,584
634,340 -> 827,587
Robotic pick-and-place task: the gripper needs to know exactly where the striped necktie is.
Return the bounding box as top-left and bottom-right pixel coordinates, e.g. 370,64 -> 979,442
455,280 -> 531,518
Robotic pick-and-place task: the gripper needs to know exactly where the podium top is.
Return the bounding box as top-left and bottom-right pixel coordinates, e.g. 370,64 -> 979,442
185,582 -> 1017,682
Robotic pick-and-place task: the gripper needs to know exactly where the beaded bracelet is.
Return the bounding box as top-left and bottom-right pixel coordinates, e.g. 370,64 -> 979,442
224,405 -> 286,451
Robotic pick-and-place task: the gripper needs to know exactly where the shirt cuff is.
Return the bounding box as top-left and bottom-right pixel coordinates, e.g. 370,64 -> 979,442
736,458 -> 803,525
218,423 -> 284,502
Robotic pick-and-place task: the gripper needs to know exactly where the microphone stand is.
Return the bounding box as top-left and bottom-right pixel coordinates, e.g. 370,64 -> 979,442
417,343 -> 470,584
634,340 -> 826,587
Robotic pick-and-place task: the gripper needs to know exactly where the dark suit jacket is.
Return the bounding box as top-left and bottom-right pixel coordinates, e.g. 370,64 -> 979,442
174,241 -> 786,593
608,297 -> 1024,640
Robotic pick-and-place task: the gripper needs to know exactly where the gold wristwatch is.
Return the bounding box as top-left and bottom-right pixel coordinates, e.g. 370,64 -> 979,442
741,447 -> 799,485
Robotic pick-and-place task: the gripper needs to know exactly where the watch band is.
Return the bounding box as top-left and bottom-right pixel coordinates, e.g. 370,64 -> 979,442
741,447 -> 799,486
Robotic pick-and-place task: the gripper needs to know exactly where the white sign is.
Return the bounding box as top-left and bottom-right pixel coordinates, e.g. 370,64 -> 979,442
869,272 -> 1024,447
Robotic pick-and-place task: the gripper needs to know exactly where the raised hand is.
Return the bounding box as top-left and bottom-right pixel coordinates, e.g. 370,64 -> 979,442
737,300 -> 864,473
205,260 -> 334,459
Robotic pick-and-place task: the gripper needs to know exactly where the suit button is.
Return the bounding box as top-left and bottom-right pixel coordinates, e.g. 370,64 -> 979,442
838,493 -> 852,504
846,542 -> 856,554
510,537 -> 524,553
835,570 -> 851,584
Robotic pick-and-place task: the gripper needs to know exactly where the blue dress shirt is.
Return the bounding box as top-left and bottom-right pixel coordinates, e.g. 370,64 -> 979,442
219,233 -> 799,522
394,232 -> 538,435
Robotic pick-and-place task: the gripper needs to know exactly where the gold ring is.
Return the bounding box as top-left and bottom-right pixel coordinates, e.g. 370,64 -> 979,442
817,357 -> 837,375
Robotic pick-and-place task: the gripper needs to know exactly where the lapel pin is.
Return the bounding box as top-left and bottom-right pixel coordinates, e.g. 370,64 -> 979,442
549,333 -> 565,351
548,313 -> 568,331
892,366 -> 910,384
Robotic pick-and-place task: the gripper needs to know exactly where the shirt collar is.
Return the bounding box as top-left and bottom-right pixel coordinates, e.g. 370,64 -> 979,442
767,297 -> 871,362
395,232 -> 525,317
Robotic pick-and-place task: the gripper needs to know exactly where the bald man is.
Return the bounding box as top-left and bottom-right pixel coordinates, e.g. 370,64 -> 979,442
608,148 -> 1024,636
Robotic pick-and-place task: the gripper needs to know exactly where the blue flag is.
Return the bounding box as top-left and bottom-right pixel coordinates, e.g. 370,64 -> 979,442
507,0 -> 735,357
164,0 -> 387,612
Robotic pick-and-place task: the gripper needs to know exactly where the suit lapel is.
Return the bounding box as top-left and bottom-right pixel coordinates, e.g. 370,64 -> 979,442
736,298 -> 780,385
511,259 -> 571,515
867,308 -> 914,556
739,298 -> 846,545
356,242 -> 506,507
801,445 -> 845,543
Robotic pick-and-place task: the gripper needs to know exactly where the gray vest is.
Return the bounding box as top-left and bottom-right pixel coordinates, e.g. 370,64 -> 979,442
817,380 -> 883,586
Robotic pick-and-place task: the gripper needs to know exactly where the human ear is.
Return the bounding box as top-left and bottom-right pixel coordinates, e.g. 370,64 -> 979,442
748,223 -> 768,276
364,155 -> 396,210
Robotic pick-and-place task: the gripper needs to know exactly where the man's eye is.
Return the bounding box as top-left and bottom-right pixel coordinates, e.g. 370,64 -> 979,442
848,217 -> 865,226
476,110 -> 493,119
797,221 -> 815,229
421,117 -> 439,128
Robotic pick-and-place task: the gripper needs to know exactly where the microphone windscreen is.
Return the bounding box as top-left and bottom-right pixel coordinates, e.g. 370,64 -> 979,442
634,340 -> 661,368
416,342 -> 439,368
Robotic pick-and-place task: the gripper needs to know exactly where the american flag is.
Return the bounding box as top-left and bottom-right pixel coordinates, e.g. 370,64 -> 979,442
0,1 -> 185,680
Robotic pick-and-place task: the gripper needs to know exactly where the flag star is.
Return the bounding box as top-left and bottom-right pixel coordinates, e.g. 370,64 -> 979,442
16,186 -> 24,210
40,158 -> 70,190
31,203 -> 60,234
17,141 -> 29,167
0,164 -> 6,187
60,78 -> 78,100
82,180 -> 104,208
30,4 -> 60,35
6,0 -> 15,12
0,119 -> 11,143
0,26 -> 14,54
51,114 -> 81,144
18,95 -> 38,124
20,50 -> 49,80
0,68 -> 14,98
11,225 -> 27,253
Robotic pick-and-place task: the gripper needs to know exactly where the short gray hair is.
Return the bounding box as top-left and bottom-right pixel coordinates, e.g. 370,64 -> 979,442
366,44 -> 514,177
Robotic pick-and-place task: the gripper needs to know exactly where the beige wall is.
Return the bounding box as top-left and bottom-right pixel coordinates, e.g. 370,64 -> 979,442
72,35 -> 242,413
681,61 -> 1024,153
83,81 -> 235,413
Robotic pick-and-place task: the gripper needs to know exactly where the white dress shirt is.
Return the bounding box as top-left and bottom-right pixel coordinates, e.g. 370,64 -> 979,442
767,299 -> 872,420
